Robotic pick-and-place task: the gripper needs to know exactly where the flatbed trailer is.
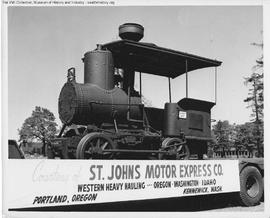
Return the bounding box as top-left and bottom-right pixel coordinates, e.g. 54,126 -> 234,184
6,147 -> 264,210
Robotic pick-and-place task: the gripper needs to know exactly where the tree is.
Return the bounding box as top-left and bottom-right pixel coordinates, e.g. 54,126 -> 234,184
244,41 -> 264,157
18,106 -> 58,155
234,123 -> 256,157
212,120 -> 234,157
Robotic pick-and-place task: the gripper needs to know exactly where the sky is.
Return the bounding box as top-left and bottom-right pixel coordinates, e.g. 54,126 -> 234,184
7,6 -> 263,140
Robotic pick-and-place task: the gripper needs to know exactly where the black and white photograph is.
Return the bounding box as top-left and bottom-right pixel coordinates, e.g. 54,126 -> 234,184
1,1 -> 269,217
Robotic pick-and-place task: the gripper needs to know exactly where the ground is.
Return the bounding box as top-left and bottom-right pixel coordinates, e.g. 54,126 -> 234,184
209,202 -> 264,211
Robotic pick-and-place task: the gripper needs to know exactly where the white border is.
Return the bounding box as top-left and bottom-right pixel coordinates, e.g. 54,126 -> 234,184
1,1 -> 269,218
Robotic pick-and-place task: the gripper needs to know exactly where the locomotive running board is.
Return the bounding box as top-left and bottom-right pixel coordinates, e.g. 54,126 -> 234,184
105,149 -> 173,154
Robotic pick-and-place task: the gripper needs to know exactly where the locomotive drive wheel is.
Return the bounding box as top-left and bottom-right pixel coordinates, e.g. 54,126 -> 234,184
76,132 -> 115,159
159,138 -> 190,160
239,166 -> 263,206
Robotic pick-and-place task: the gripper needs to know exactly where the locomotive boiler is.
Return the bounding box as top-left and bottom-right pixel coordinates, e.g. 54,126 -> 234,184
49,23 -> 222,160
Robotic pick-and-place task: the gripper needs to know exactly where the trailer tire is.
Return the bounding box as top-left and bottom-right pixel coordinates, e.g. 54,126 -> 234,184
261,177 -> 264,202
239,166 -> 263,206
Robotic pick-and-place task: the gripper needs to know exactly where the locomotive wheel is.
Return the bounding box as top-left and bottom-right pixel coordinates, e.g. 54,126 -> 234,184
159,138 -> 190,160
76,132 -> 115,159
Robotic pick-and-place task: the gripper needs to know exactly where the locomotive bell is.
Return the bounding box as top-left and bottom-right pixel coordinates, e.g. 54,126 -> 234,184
119,23 -> 144,41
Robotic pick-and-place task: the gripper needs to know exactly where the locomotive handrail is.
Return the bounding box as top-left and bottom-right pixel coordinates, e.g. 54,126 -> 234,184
89,101 -> 144,107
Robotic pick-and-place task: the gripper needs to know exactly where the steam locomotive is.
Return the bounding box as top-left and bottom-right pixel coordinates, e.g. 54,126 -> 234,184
49,23 -> 222,160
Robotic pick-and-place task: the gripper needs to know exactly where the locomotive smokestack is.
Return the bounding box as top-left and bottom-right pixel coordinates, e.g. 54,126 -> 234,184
119,23 -> 144,42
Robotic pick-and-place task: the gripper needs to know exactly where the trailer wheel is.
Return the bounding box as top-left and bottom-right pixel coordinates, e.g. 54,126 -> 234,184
239,166 -> 263,206
76,132 -> 115,159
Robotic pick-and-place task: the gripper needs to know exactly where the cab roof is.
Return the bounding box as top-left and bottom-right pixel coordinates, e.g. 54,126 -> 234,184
102,40 -> 222,78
